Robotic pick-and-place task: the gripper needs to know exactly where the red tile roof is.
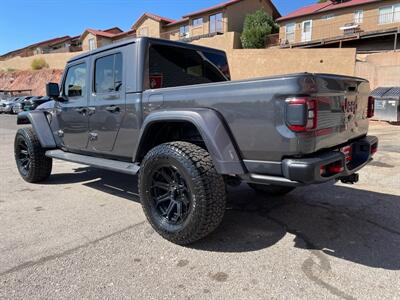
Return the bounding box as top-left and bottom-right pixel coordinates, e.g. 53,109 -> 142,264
83,28 -> 116,38
277,0 -> 381,22
183,0 -> 280,18
30,36 -> 72,48
0,35 -> 74,57
131,12 -> 176,29
164,18 -> 189,27
144,12 -> 176,23
103,27 -> 123,34
81,28 -> 135,41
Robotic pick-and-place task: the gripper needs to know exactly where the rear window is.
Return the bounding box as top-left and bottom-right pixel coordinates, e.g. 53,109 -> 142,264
145,44 -> 230,90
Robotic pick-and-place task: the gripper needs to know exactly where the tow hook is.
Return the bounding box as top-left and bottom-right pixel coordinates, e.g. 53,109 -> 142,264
338,173 -> 359,184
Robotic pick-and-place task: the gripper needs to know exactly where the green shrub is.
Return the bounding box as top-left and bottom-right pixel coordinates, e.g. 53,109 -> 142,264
240,10 -> 279,49
31,58 -> 49,70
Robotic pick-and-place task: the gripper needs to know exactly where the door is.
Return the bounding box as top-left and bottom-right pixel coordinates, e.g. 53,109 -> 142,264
301,20 -> 312,42
88,52 -> 125,153
56,62 -> 89,150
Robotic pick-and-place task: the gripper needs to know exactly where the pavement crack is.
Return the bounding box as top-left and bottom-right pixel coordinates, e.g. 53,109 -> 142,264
302,254 -> 356,300
0,221 -> 145,277
266,214 -> 356,300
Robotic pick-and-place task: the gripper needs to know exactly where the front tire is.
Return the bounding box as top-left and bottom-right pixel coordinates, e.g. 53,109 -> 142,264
139,142 -> 226,245
248,183 -> 295,196
14,128 -> 52,183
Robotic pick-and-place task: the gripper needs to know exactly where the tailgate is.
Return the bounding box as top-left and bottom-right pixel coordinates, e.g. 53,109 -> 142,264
299,74 -> 371,153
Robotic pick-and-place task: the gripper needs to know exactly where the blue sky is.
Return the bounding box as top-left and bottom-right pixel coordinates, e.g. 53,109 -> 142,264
0,0 -> 316,55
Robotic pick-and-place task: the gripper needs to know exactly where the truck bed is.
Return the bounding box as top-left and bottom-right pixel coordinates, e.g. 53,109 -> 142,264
142,72 -> 370,162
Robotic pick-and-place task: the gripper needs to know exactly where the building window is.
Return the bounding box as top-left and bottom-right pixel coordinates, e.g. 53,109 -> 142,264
285,23 -> 296,43
192,17 -> 203,27
379,4 -> 400,24
354,10 -> 364,24
321,14 -> 335,20
209,13 -> 223,33
180,25 -> 189,37
88,38 -> 95,51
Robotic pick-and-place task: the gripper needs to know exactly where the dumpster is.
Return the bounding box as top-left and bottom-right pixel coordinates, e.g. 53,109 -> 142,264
370,87 -> 400,122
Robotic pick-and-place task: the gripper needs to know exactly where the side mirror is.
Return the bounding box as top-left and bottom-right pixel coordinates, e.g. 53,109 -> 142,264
46,82 -> 60,99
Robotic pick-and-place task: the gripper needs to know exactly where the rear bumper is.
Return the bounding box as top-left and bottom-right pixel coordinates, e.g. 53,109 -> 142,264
243,136 -> 378,186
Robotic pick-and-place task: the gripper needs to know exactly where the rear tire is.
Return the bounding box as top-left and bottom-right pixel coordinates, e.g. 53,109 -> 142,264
248,183 -> 295,196
14,127 -> 52,183
139,141 -> 226,245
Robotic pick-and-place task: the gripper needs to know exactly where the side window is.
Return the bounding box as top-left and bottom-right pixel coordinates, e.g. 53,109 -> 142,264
94,53 -> 123,94
146,44 -> 230,90
63,63 -> 87,98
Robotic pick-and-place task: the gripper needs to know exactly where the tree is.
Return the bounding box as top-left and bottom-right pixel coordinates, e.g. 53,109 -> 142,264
240,10 -> 279,49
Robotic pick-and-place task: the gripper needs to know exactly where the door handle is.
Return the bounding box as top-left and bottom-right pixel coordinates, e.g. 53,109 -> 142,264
105,105 -> 120,113
74,107 -> 87,114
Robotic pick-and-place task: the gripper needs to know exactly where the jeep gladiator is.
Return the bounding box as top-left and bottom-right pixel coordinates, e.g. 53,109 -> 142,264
15,37 -> 378,244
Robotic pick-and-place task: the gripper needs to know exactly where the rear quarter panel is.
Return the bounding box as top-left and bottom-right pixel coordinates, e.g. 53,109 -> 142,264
143,73 -> 370,162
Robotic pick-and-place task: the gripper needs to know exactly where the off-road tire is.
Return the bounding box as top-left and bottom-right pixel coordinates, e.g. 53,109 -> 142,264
14,127 -> 52,183
248,183 -> 295,196
139,141 -> 226,245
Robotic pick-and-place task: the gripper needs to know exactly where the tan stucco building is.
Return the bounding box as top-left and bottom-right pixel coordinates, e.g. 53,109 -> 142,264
132,0 -> 280,42
277,0 -> 400,51
80,27 -> 136,51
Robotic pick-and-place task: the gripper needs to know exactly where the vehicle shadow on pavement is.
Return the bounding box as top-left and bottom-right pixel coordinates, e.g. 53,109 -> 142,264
43,167 -> 141,203
195,183 -> 400,270
43,167 -> 400,270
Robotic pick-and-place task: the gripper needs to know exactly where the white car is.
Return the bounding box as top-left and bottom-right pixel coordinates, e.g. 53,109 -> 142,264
0,97 -> 20,113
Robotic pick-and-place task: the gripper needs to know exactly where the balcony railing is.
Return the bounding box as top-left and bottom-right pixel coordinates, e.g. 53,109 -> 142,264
280,11 -> 400,47
159,19 -> 227,42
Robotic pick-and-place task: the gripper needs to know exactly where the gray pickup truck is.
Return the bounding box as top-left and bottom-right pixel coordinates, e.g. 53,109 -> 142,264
15,37 -> 378,244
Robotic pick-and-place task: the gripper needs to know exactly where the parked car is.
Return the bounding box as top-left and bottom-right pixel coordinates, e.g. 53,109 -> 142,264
23,96 -> 52,111
1,97 -> 21,114
12,96 -> 34,114
15,37 -> 378,245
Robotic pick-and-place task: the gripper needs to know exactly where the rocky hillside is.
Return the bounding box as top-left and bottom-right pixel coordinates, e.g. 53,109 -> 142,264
0,69 -> 63,96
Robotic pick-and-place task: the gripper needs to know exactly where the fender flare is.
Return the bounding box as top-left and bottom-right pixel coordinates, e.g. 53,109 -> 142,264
17,111 -> 56,149
135,108 -> 246,175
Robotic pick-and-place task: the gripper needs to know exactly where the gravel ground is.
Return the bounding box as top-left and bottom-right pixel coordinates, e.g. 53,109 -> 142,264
0,114 -> 399,300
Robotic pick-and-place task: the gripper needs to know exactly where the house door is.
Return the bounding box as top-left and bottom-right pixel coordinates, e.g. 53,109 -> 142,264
302,20 -> 312,42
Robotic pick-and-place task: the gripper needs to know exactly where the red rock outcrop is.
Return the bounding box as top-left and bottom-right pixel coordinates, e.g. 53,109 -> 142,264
0,69 -> 63,96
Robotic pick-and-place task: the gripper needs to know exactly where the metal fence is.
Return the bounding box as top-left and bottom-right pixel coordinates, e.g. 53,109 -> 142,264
157,19 -> 227,42
280,11 -> 400,46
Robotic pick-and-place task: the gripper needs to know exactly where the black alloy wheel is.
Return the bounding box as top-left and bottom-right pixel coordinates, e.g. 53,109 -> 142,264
139,141 -> 226,245
16,138 -> 31,176
150,166 -> 192,225
14,128 -> 52,183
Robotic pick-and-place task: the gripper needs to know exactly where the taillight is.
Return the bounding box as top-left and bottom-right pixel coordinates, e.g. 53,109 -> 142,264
367,96 -> 375,118
371,143 -> 378,155
286,97 -> 317,132
320,161 -> 344,177
341,145 -> 353,163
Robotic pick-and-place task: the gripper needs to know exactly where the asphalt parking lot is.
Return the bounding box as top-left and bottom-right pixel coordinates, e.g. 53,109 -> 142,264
0,114 -> 399,299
